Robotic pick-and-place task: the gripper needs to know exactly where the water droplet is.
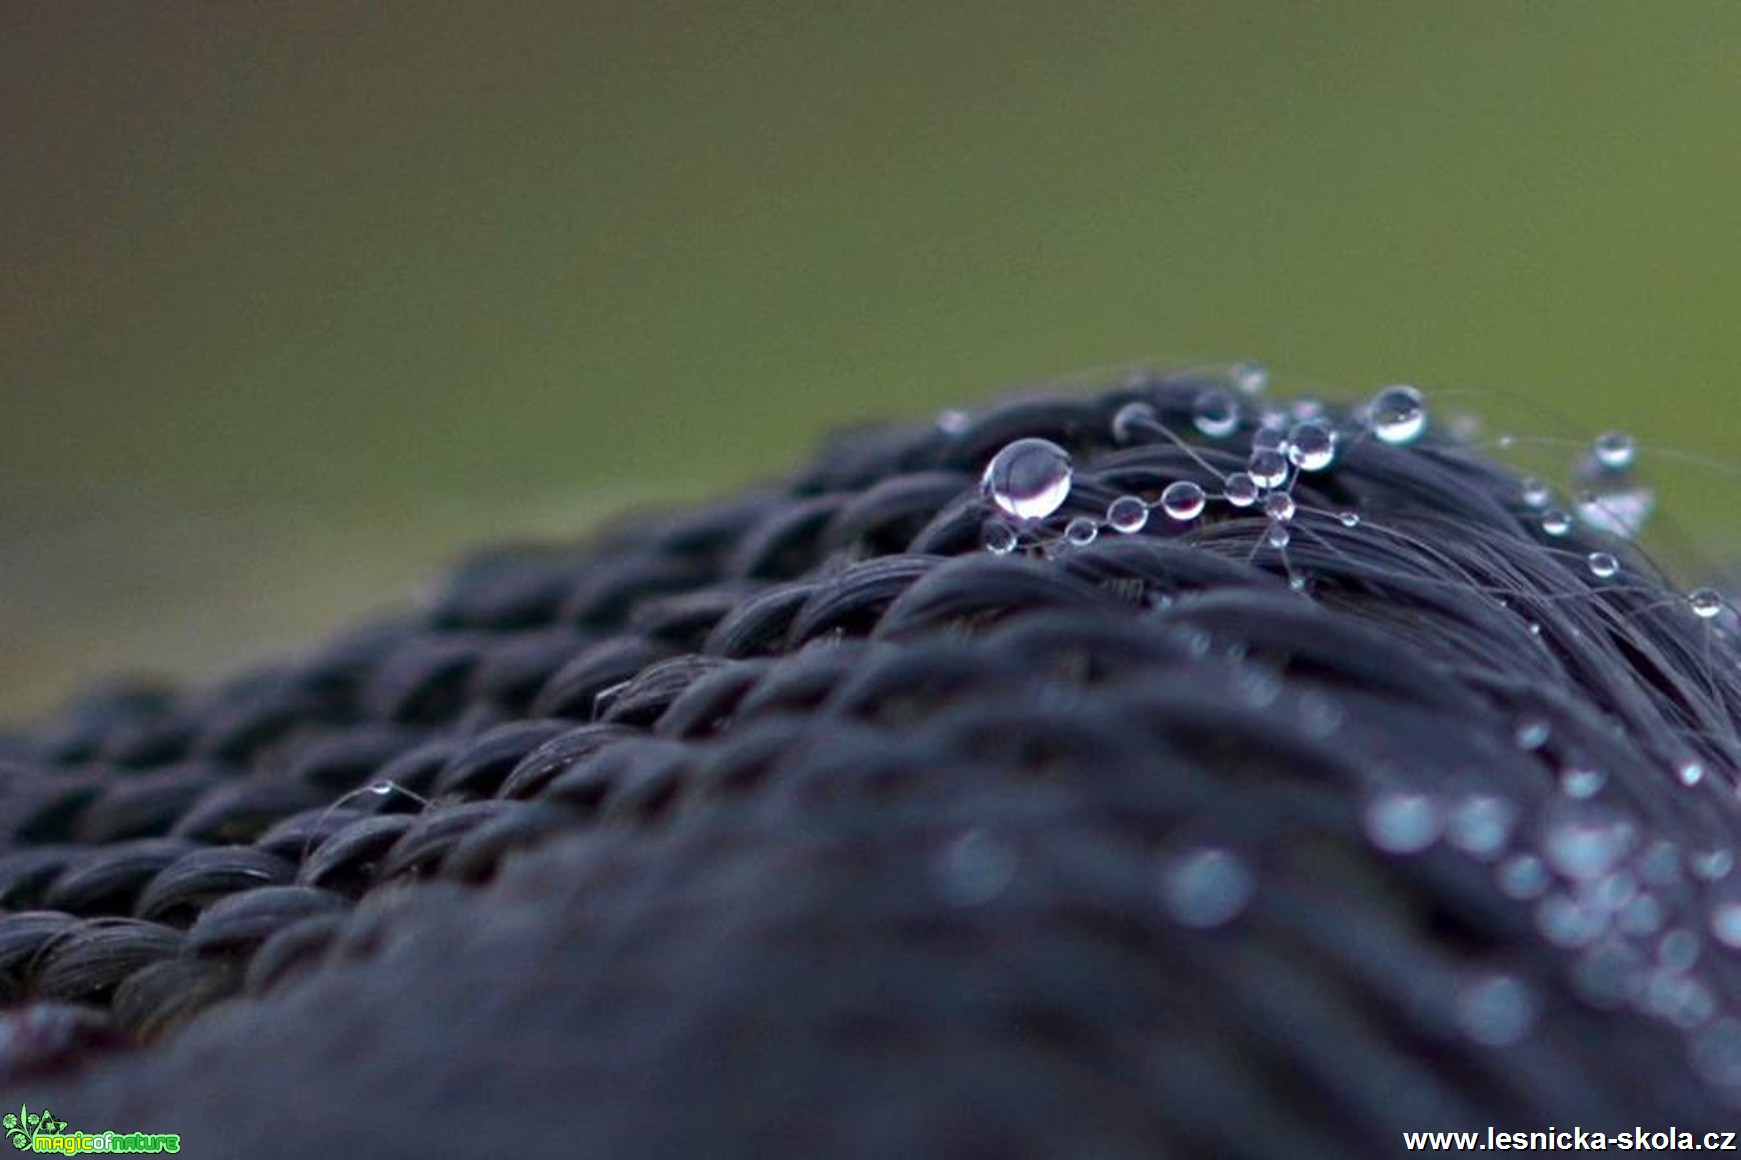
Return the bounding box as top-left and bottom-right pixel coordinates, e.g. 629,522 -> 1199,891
1690,588 -> 1725,620
1191,389 -> 1240,438
1678,758 -> 1707,787
368,781 -> 395,796
1250,422 -> 1287,451
1536,892 -> 1608,948
1262,491 -> 1295,523
1640,839 -> 1684,886
982,438 -> 1073,521
1691,847 -> 1735,881
1520,477 -> 1551,509
1593,430 -> 1637,470
1161,481 -> 1207,522
1112,401 -> 1157,444
1223,473 -> 1259,508
1063,516 -> 1099,547
1541,798 -> 1636,881
934,829 -> 1018,907
1266,523 -> 1291,549
1247,448 -> 1288,490
1286,419 -> 1337,472
1587,552 -> 1620,580
1541,509 -> 1572,537
936,408 -> 970,435
1447,795 -> 1516,860
1560,761 -> 1605,799
1576,486 -> 1654,540
1621,893 -> 1665,937
982,519 -> 1018,555
1364,791 -> 1442,855
1659,928 -> 1702,973
1513,715 -> 1550,751
1106,495 -> 1149,534
1337,510 -> 1361,528
1229,361 -> 1268,396
1159,846 -> 1256,929
1368,385 -> 1427,445
1498,853 -> 1551,899
1457,974 -> 1537,1046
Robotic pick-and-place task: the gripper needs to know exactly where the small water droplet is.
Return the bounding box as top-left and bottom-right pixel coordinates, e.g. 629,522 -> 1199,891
1161,481 -> 1207,522
1621,893 -> 1665,937
1691,847 -> 1735,881
1337,510 -> 1361,528
1659,927 -> 1702,973
1541,509 -> 1572,537
1678,758 -> 1707,787
934,829 -> 1018,907
1690,588 -> 1725,620
1368,384 -> 1427,445
1285,419 -> 1337,472
1587,552 -> 1620,580
1247,449 -> 1288,490
982,438 -> 1074,521
1364,791 -> 1442,854
1112,401 -> 1158,444
369,781 -> 395,796
1541,798 -> 1636,881
1107,495 -> 1149,534
1498,853 -> 1551,899
1262,491 -> 1295,523
1266,523 -> 1291,550
1536,892 -> 1608,948
1229,361 -> 1268,396
1447,794 -> 1516,860
1560,761 -> 1605,799
1191,389 -> 1240,438
1222,473 -> 1259,508
1592,430 -> 1637,470
1520,477 -> 1551,509
1513,715 -> 1550,751
1457,973 -> 1537,1046
1063,516 -> 1099,547
936,408 -> 971,435
982,519 -> 1018,555
1159,846 -> 1256,929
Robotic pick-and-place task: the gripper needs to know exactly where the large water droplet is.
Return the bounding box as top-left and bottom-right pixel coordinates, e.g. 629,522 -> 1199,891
1112,402 -> 1157,444
1107,495 -> 1149,534
1223,473 -> 1259,508
1457,973 -> 1537,1046
1540,798 -> 1636,881
1690,588 -> 1725,621
1592,430 -> 1637,470
1286,419 -> 1337,472
1063,516 -> 1099,547
1161,481 -> 1207,522
982,519 -> 1019,555
1159,846 -> 1256,929
1364,791 -> 1442,854
982,438 -> 1073,521
1368,385 -> 1427,445
1192,389 -> 1240,438
1247,449 -> 1288,490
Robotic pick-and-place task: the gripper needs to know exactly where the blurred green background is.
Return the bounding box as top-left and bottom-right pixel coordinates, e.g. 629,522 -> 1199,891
7,1 -> 1741,720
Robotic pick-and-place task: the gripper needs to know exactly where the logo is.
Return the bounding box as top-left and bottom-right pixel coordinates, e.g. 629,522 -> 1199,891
3,1108 -> 179,1155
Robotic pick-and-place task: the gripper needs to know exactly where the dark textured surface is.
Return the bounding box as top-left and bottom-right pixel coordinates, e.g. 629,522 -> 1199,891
3,375 -> 1740,1156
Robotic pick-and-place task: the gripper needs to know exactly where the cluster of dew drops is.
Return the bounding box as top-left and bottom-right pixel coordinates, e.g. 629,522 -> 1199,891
947,363 -> 1741,1080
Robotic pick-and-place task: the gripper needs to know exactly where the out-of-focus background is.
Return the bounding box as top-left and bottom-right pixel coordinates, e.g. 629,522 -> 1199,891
7,2 -> 1741,721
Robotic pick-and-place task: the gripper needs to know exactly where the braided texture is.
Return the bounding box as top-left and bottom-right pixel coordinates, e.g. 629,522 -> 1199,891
4,375 -> 1741,1155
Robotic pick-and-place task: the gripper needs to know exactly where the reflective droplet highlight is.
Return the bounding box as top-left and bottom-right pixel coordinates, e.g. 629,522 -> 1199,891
1368,384 -> 1427,445
982,438 -> 1073,521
